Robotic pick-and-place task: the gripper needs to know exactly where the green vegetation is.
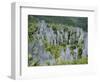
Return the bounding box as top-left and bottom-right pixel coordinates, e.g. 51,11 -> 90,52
28,15 -> 88,42
28,15 -> 88,66
28,53 -> 88,66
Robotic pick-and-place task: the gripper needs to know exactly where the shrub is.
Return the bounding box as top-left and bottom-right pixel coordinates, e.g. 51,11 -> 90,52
78,47 -> 82,59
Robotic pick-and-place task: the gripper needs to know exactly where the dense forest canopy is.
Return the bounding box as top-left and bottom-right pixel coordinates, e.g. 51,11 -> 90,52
28,15 -> 88,32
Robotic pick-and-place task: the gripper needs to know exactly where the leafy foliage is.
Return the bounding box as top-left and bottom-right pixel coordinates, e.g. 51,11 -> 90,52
28,15 -> 88,66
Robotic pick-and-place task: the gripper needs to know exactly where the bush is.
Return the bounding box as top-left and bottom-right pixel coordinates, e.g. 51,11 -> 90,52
78,47 -> 82,59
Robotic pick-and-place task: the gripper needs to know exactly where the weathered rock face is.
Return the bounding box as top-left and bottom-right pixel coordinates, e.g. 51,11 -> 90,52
28,20 -> 88,65
65,47 -> 71,60
82,32 -> 88,57
73,48 -> 78,60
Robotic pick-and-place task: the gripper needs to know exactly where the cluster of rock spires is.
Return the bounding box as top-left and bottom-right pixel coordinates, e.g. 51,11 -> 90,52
28,20 -> 88,65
